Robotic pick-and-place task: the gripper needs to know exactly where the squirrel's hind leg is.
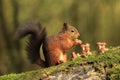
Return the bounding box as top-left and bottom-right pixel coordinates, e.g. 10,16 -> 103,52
48,50 -> 67,66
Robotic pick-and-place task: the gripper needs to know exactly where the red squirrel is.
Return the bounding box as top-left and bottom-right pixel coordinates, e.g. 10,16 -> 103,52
14,21 -> 82,67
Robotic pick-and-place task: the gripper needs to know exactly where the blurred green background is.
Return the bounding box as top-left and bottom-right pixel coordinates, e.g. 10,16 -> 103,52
0,0 -> 120,75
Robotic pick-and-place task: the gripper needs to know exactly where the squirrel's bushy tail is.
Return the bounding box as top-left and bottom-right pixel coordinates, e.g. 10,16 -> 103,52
14,21 -> 46,67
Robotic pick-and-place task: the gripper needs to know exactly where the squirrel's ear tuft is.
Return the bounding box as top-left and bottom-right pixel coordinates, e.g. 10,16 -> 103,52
63,22 -> 69,26
63,22 -> 69,30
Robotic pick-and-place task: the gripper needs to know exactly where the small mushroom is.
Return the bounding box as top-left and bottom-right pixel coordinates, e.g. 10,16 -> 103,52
71,52 -> 80,60
80,43 -> 92,57
85,43 -> 92,55
97,42 -> 106,53
80,44 -> 87,57
76,53 -> 80,56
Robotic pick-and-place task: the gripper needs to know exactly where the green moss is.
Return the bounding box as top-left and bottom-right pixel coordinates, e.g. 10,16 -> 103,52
0,46 -> 120,80
107,64 -> 120,79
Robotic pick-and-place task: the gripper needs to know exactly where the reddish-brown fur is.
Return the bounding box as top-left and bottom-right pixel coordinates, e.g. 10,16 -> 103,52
42,23 -> 82,66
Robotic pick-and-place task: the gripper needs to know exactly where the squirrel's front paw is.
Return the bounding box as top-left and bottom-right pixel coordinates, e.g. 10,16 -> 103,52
75,39 -> 82,44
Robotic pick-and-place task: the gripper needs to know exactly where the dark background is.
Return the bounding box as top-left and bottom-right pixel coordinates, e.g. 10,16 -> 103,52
0,0 -> 120,75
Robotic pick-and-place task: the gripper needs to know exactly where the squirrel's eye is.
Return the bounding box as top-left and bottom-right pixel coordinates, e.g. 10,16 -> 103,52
70,30 -> 74,33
